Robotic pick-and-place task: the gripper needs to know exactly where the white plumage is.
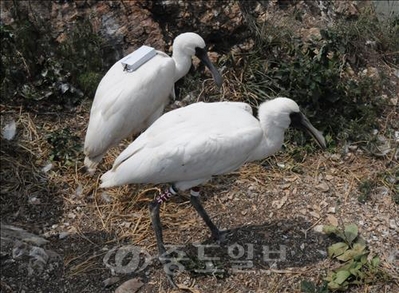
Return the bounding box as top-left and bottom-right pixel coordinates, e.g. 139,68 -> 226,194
100,98 -> 326,190
84,32 -> 222,173
99,97 -> 326,288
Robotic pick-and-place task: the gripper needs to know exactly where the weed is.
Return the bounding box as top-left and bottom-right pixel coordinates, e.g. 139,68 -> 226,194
357,180 -> 376,203
300,280 -> 328,293
237,8 -> 398,146
46,128 -> 81,166
322,224 -> 389,291
1,12 -> 104,110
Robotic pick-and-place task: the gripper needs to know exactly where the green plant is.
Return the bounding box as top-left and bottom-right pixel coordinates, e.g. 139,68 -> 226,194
57,18 -> 104,98
301,280 -> 328,293
357,179 -> 376,203
237,8 -> 398,146
322,224 -> 388,291
46,128 -> 82,165
1,14 -> 104,110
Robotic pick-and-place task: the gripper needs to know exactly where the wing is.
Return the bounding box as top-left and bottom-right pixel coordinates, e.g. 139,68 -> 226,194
100,102 -> 263,189
84,54 -> 175,158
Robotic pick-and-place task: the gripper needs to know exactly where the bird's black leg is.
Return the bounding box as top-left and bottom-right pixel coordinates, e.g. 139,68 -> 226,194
189,187 -> 226,243
149,186 -> 179,288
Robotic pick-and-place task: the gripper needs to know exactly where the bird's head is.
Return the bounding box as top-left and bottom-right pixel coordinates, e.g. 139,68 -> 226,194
260,97 -> 326,149
173,32 -> 206,56
173,32 -> 223,87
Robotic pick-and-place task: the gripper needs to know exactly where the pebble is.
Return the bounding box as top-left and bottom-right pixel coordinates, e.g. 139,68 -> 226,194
313,225 -> 324,233
67,212 -> 76,219
328,207 -> 336,214
325,175 -> 334,181
327,214 -> 338,226
389,219 -> 397,230
115,278 -> 143,293
59,232 -> 70,240
330,154 -> 341,161
315,182 -> 329,192
103,276 -> 120,287
28,197 -> 41,205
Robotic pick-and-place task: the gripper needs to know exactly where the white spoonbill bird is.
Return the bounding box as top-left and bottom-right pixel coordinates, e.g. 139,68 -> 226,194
100,97 -> 326,287
84,32 -> 223,173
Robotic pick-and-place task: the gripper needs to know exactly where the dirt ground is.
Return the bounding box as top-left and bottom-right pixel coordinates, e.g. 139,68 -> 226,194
1,1 -> 398,292
1,92 -> 398,293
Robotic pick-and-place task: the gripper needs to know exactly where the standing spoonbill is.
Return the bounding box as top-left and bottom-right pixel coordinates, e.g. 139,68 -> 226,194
100,97 -> 326,287
84,32 -> 223,174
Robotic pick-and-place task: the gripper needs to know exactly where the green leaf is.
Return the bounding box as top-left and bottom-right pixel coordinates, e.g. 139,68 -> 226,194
319,281 -> 329,293
371,256 -> 380,267
323,225 -> 345,240
344,224 -> 358,245
337,243 -> 367,261
327,280 -> 341,290
323,225 -> 338,235
328,242 -> 348,258
349,262 -> 363,277
360,254 -> 368,264
336,249 -> 355,262
335,270 -> 351,285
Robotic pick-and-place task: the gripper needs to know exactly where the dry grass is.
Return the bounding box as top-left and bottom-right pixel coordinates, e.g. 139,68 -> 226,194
2,96 -> 397,292
1,2 -> 398,291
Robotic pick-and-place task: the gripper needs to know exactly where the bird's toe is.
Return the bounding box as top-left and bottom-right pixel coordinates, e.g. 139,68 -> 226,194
213,229 -> 229,245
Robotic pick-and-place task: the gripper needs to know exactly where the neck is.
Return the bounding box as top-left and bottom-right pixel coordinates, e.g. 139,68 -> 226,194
247,104 -> 288,162
172,51 -> 192,82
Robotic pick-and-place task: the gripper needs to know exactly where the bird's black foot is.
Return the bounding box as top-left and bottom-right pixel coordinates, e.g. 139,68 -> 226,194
149,190 -> 182,289
212,229 -> 229,244
189,189 -> 228,244
159,250 -> 188,289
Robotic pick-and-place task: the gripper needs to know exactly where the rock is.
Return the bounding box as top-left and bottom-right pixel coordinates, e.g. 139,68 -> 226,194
1,224 -> 48,246
58,232 -> 70,240
389,219 -> 397,230
271,195 -> 288,209
12,241 -> 28,259
2,120 -> 16,140
0,1 -> 250,69
327,214 -> 338,226
325,174 -> 334,181
115,278 -> 144,293
103,276 -> 120,287
315,182 -> 329,192
28,247 -> 49,275
28,196 -> 41,205
327,207 -> 336,214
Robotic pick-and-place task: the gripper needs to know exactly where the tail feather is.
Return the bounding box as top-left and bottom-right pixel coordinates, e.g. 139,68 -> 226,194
99,170 -> 116,188
84,155 -> 102,175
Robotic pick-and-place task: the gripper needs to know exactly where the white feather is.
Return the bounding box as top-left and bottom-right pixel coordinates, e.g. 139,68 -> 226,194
84,33 -> 218,172
100,98 -> 309,190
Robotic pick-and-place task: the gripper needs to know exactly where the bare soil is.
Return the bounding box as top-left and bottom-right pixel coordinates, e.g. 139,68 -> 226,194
0,97 -> 398,293
1,2 -> 398,292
